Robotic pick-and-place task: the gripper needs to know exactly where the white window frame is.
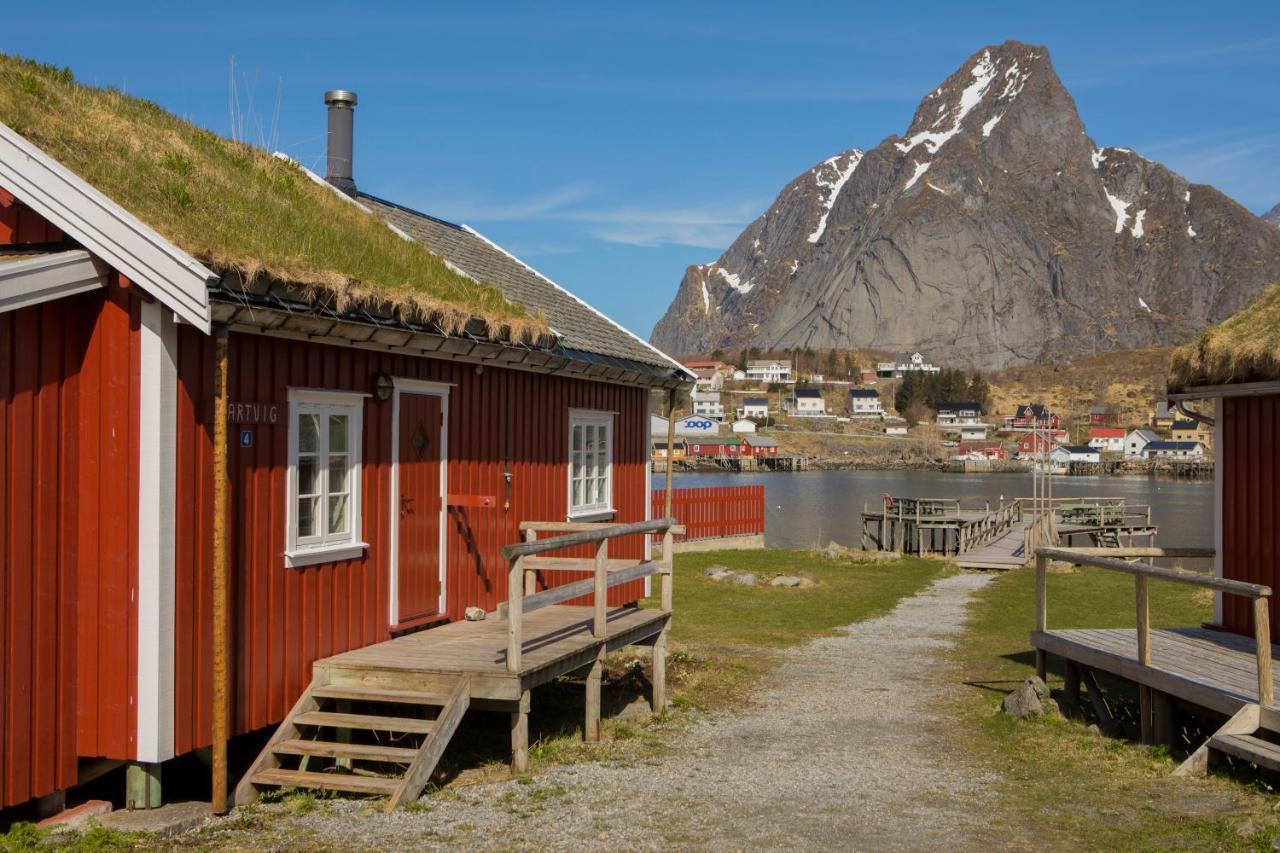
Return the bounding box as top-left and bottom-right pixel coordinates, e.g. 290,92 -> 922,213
567,408 -> 615,521
285,388 -> 369,568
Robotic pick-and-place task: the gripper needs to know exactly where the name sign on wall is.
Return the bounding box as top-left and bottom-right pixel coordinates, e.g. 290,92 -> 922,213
227,402 -> 280,425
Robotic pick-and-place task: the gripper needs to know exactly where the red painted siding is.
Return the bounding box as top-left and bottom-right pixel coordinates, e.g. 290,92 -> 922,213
1220,394 -> 1280,640
0,296 -> 87,808
73,281 -> 142,761
0,188 -> 65,245
172,331 -> 650,752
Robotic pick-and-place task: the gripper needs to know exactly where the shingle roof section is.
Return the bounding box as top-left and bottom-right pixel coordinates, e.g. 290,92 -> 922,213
359,193 -> 688,376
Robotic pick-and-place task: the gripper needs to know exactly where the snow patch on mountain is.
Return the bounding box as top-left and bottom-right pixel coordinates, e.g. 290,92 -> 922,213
897,50 -> 997,155
1133,209 -> 1146,239
701,279 -> 710,313
1106,190 -> 1130,233
807,151 -> 864,243
905,161 -> 932,190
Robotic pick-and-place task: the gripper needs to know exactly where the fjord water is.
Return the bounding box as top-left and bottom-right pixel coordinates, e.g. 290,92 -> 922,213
657,470 -> 1214,551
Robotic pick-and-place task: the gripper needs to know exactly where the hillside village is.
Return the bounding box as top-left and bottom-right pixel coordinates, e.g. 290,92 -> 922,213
657,349 -> 1212,474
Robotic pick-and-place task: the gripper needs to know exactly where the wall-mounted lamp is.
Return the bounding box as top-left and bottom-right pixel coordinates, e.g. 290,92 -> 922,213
373,371 -> 394,403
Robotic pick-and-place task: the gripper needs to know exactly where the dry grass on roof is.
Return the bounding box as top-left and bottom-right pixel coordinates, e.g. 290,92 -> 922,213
0,54 -> 544,339
1168,283 -> 1280,390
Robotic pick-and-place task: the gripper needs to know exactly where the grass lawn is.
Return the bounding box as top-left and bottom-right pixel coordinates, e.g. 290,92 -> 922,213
952,565 -> 1280,850
647,548 -> 949,649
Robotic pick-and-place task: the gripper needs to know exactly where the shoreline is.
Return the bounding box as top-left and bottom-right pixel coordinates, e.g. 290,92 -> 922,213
664,460 -> 1214,480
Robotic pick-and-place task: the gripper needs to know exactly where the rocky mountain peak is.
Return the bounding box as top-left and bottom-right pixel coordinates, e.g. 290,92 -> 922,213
1265,203 -> 1280,227
650,42 -> 1280,369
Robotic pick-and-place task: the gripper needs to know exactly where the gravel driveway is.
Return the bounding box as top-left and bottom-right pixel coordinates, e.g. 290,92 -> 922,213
198,572 -> 1001,851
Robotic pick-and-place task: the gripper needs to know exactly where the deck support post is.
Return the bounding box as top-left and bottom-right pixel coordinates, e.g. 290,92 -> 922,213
1063,660 -> 1081,718
1151,690 -> 1176,746
1138,685 -> 1154,745
510,690 -> 530,773
585,656 -> 602,742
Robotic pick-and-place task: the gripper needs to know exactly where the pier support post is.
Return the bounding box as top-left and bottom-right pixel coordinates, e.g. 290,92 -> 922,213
585,656 -> 603,742
511,690 -> 531,773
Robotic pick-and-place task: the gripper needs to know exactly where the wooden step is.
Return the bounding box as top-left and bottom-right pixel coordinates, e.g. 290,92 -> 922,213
312,685 -> 452,706
293,711 -> 434,734
273,739 -> 420,763
250,768 -> 400,796
1210,732 -> 1280,773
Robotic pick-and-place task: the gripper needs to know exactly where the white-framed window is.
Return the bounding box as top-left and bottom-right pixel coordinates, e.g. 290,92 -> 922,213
568,409 -> 614,520
285,389 -> 369,567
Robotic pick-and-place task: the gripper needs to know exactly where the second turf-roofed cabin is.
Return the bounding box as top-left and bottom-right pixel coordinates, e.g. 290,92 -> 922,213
1169,284 -> 1280,639
0,57 -> 690,815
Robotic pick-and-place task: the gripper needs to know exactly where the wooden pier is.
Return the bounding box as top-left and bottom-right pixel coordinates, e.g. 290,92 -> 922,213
859,495 -> 1159,569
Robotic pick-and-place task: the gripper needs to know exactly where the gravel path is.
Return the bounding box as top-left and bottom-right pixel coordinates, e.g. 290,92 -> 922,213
200,572 -> 1002,851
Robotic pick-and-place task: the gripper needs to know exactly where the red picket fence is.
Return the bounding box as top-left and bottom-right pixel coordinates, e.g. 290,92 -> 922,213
651,485 -> 765,542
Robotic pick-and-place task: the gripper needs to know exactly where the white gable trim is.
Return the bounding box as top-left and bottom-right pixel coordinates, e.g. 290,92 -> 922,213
0,249 -> 107,313
0,121 -> 216,331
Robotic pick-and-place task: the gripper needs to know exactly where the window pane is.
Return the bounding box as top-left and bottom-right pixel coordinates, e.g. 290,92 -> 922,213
298,413 -> 319,453
584,425 -> 596,454
298,496 -> 318,537
572,451 -> 583,481
572,424 -> 582,452
329,414 -> 348,454
298,456 -> 319,496
573,476 -> 584,507
328,494 -> 349,535
328,454 -> 348,494
595,476 -> 607,505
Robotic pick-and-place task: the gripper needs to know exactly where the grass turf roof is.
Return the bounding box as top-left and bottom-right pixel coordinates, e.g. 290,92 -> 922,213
0,54 -> 543,339
1169,283 -> 1280,390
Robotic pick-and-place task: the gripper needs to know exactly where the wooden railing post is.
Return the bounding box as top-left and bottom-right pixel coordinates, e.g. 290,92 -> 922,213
661,529 -> 674,613
523,529 -> 537,596
1135,575 -> 1150,666
1255,596 -> 1273,707
1035,552 -> 1048,680
507,556 -> 523,673
593,539 -> 608,638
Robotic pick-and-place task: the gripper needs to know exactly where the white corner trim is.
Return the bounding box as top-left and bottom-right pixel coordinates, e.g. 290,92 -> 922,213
0,120 -> 217,331
0,249 -> 108,313
388,378 -> 451,626
136,301 -> 177,763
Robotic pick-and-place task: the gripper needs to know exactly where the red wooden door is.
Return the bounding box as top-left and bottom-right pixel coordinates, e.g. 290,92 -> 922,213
397,393 -> 444,623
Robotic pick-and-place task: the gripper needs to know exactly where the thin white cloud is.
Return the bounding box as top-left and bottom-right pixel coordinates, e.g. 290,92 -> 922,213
436,182 -> 762,249
441,182 -> 593,222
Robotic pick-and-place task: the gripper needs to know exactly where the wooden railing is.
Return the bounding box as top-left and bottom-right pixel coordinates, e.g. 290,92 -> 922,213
499,518 -> 683,674
959,499 -> 1023,554
651,486 -> 764,543
1022,508 -> 1056,559
1035,546 -> 1272,706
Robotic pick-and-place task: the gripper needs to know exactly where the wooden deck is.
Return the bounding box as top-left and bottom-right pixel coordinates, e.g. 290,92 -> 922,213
1032,627 -> 1280,717
317,604 -> 670,703
954,517 -> 1034,570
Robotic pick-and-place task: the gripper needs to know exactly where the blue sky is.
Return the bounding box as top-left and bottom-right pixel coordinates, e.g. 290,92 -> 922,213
5,2 -> 1279,339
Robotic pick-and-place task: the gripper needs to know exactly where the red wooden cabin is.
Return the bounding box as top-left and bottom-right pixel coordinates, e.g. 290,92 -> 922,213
1168,285 -> 1280,640
0,82 -> 689,814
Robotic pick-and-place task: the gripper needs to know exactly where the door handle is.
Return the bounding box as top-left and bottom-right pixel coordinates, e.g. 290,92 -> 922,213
400,495 -> 415,517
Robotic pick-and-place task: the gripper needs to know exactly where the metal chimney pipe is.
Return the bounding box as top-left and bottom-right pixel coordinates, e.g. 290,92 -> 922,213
323,89 -> 357,196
